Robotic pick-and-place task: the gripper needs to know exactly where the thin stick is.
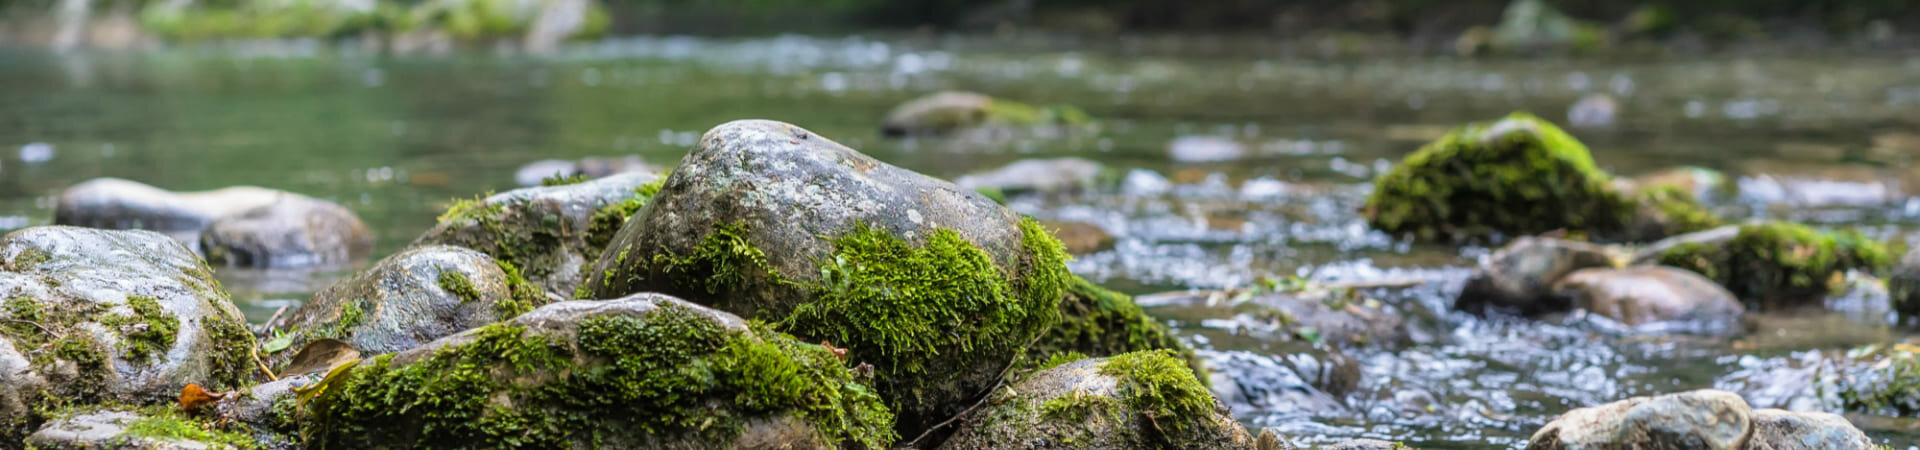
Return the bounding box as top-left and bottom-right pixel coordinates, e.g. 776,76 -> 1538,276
254,345 -> 278,381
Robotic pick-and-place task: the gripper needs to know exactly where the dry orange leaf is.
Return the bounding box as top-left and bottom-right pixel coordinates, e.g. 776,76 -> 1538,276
179,383 -> 225,412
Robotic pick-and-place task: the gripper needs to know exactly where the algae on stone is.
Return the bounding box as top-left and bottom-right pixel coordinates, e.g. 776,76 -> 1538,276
1025,275 -> 1202,380
1362,112 -> 1636,243
303,295 -> 895,449
1654,222 -> 1890,306
415,173 -> 663,299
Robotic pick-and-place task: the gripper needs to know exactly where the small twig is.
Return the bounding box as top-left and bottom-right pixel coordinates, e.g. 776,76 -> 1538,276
2,319 -> 49,334
264,305 -> 289,329
901,334 -> 1046,448
254,344 -> 278,381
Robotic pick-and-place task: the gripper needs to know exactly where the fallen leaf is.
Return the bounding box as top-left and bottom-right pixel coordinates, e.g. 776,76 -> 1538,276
293,359 -> 361,408
179,383 -> 226,412
262,332 -> 296,355
279,338 -> 361,377
821,341 -> 847,361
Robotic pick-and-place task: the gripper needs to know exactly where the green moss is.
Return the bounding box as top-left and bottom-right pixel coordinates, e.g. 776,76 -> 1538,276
1035,352 -> 1088,372
975,187 -> 1008,205
2,296 -> 46,350
1834,344 -> 1920,415
120,406 -> 260,449
493,260 -> 547,319
313,298 -> 370,340
304,302 -> 894,448
1039,390 -> 1122,424
587,178 -> 667,251
1657,222 -> 1891,305
202,309 -> 260,390
1026,275 -> 1205,385
102,295 -> 180,362
984,99 -> 1093,127
436,270 -> 482,304
541,173 -> 592,186
642,221 -> 777,301
12,248 -> 50,270
1099,350 -> 1216,442
1362,112 -> 1635,242
437,193 -> 501,224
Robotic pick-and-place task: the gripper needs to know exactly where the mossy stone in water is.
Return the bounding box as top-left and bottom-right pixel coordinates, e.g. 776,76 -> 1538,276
302,294 -> 895,449
578,119 -> 1070,438
939,350 -> 1255,450
413,173 -> 664,299
1362,112 -> 1635,243
0,226 -> 256,442
1653,222 -> 1890,307
1025,276 -> 1201,379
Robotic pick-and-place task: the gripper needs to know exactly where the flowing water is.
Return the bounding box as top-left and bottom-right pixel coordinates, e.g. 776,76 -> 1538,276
2,35 -> 1920,447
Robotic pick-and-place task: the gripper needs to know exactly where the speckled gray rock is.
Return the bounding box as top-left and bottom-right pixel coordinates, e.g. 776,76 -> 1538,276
54,178 -> 284,235
940,353 -> 1256,450
413,172 -> 661,299
0,226 -> 256,441
1527,390 -> 1752,450
25,409 -> 222,449
1457,236 -> 1625,316
1746,409 -> 1873,450
579,119 -> 1065,438
302,294 -> 892,449
200,195 -> 373,268
1552,266 -> 1745,336
218,373 -> 312,443
267,245 -> 533,369
954,157 -> 1105,195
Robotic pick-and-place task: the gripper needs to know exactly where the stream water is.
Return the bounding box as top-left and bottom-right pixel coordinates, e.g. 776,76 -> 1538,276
2,35 -> 1919,448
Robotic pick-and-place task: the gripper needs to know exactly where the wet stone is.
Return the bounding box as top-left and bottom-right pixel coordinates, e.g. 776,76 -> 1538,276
267,245 -> 535,368
414,172 -> 662,299
939,351 -> 1256,450
200,195 -> 373,269
1550,266 -> 1744,336
1456,236 -> 1624,317
54,177 -> 284,235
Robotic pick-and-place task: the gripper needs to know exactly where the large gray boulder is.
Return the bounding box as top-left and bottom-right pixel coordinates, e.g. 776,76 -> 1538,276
267,245 -> 542,368
200,195 -> 373,268
940,351 -> 1255,450
0,226 -> 256,441
1526,389 -> 1874,450
413,172 -> 661,299
1551,266 -> 1745,336
578,119 -> 1071,437
302,294 -> 896,449
54,178 -> 283,236
1457,236 -> 1625,316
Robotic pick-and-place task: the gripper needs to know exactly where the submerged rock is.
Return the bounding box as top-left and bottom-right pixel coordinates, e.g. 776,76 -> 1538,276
1526,389 -> 1872,450
268,245 -> 542,367
415,172 -> 662,298
1550,266 -> 1744,335
1361,113 -> 1637,243
953,157 -> 1106,196
200,195 -> 373,268
54,178 -> 283,235
939,351 -> 1255,450
579,119 -> 1072,437
880,91 -> 1091,137
303,294 -> 896,449
1648,223 -> 1891,308
0,226 -> 256,441
1456,236 -> 1624,317
26,407 -> 255,449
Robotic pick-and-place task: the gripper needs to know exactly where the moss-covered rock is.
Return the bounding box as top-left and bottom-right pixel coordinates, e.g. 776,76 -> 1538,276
1526,389 -> 1873,450
201,195 -> 374,269
0,226 -> 256,441
1362,112 -> 1636,243
267,245 -> 543,369
939,351 -> 1255,449
880,91 -> 1092,137
26,407 -> 260,449
1025,276 -> 1198,377
303,294 -> 895,449
1651,222 -> 1891,307
579,119 -> 1070,438
1626,184 -> 1725,240
414,172 -> 663,299
137,0 -> 610,44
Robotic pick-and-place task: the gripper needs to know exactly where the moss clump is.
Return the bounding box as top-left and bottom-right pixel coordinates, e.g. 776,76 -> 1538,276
436,193 -> 501,224
312,298 -> 370,341
1833,344 -> 1920,415
119,406 -> 261,449
586,178 -> 667,251
1099,350 -> 1217,442
1025,275 -> 1204,384
492,260 -> 548,319
102,295 -> 181,362
787,218 -> 1068,425
542,174 -> 592,186
11,248 -> 50,270
1362,112 -> 1635,242
436,270 -> 482,304
305,302 -> 895,448
1039,390 -> 1123,424
1657,222 -> 1891,306
1636,184 -> 1724,237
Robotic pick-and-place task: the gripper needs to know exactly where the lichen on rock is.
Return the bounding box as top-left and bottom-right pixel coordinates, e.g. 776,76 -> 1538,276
414,172 -> 663,300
